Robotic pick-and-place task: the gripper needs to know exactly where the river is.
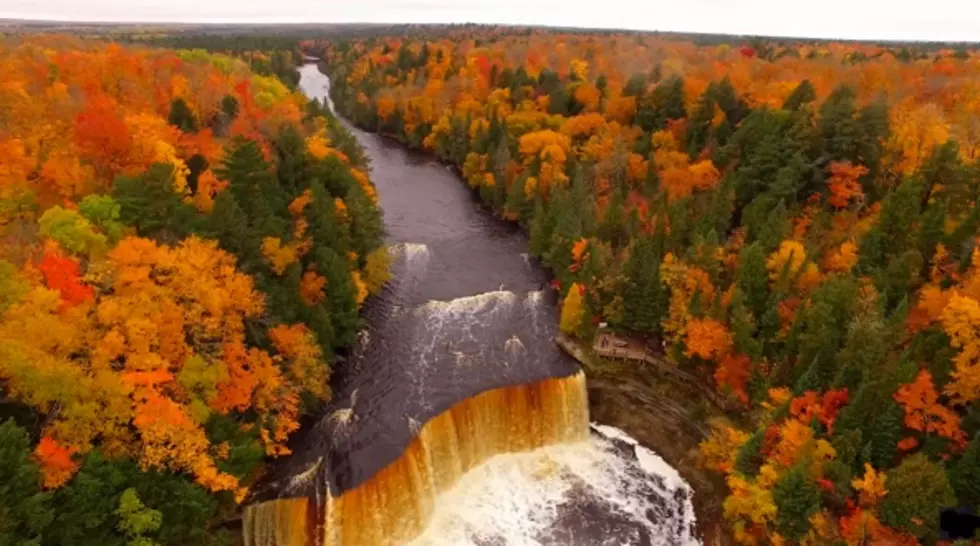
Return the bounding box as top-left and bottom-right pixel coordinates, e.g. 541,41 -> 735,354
243,63 -> 700,546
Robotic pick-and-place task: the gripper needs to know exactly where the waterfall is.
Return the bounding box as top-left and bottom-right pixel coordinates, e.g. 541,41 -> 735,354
243,372 -> 589,546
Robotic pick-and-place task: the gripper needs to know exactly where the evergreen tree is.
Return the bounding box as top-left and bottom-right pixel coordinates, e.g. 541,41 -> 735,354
504,173 -> 530,223
597,184 -> 628,248
273,124 -> 309,198
545,188 -> 582,275
773,465 -> 821,541
855,100 -> 890,196
0,420 -> 52,546
735,243 -> 770,319
867,401 -> 903,471
833,313 -> 888,391
184,153 -> 208,195
782,79 -> 816,111
218,138 -> 290,240
346,184 -> 385,263
951,434 -> 980,511
730,294 -> 762,360
859,177 -> 923,271
653,76 -> 686,126
734,429 -> 765,476
881,454 -> 956,542
220,95 -> 239,120
308,181 -> 351,257
44,452 -> 218,546
835,379 -> 902,470
205,191 -> 256,266
112,163 -> 201,242
712,77 -> 748,145
685,83 -> 717,158
315,247 -> 359,348
622,74 -> 647,97
793,276 -> 858,390
528,196 -> 554,259
167,98 -> 198,133
623,237 -> 668,334
818,85 -> 861,164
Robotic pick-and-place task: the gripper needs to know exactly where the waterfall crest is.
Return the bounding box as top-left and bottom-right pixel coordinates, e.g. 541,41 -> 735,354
244,372 -> 588,546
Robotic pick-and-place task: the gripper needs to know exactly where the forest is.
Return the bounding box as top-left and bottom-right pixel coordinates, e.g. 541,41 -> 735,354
320,29 -> 980,544
0,34 -> 386,544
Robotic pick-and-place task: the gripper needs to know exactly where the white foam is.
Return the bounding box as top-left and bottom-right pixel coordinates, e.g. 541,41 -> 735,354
523,290 -> 544,308
406,428 -> 699,546
593,423 -> 689,499
417,290 -> 517,315
389,242 -> 431,278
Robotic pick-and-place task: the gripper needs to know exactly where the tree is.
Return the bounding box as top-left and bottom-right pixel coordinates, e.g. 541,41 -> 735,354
167,98 -> 197,133
44,452 -> 219,546
38,206 -> 107,257
880,453 -> 956,542
272,124 -> 308,197
362,247 -> 391,295
315,246 -> 359,347
622,237 -> 667,334
685,317 -> 732,361
116,489 -> 162,546
37,252 -> 94,310
0,260 -> 28,313
782,80 -> 816,111
78,195 -> 124,243
826,161 -> 868,209
112,163 -> 200,242
942,295 -> 980,406
951,434 -> 980,511
205,191 -> 254,263
0,420 -> 52,545
852,463 -> 888,507
894,370 -> 964,447
736,242 -> 770,319
773,465 -> 821,541
560,283 -> 586,336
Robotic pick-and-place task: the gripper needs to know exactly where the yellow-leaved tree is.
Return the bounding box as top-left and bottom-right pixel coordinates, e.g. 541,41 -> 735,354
560,283 -> 585,336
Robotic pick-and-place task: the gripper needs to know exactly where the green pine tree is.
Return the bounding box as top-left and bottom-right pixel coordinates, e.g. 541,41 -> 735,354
167,98 -> 198,133
315,247 -> 359,348
0,420 -> 52,546
773,465 -> 821,541
622,237 -> 668,335
881,454 -> 956,543
951,434 -> 980,511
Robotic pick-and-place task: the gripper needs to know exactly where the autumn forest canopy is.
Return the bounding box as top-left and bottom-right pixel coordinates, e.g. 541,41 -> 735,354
0,34 -> 386,544
321,29 -> 980,544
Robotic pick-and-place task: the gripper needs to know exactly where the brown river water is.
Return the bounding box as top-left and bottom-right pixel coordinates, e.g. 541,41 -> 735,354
241,64 -> 699,546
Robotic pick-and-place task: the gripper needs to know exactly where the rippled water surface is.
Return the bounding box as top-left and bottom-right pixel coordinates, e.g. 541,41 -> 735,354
253,64 -> 699,545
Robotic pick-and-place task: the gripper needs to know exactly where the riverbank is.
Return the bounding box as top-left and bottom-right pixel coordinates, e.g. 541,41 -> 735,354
556,334 -> 733,546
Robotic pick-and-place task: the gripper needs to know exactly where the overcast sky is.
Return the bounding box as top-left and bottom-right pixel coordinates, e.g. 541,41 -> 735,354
3,0 -> 980,42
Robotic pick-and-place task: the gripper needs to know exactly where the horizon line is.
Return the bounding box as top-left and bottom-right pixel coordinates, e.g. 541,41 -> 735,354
2,16 -> 979,45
